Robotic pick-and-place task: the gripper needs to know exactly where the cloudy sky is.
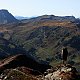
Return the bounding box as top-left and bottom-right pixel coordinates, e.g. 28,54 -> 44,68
0,0 -> 80,18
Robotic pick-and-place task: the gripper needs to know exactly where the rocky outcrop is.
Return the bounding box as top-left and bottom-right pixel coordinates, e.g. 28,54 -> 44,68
0,54 -> 80,80
0,68 -> 38,80
43,64 -> 80,80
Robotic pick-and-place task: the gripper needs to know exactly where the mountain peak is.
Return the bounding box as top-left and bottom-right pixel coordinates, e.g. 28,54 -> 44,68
0,9 -> 18,24
0,9 -> 8,12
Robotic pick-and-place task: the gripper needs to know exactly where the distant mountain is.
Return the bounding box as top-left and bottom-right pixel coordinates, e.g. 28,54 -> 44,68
15,16 -> 28,20
22,15 -> 76,22
37,15 -> 76,21
15,16 -> 37,20
0,9 -> 18,24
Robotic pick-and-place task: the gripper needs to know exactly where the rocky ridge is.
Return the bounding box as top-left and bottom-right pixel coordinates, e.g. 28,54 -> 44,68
43,64 -> 80,80
0,64 -> 80,80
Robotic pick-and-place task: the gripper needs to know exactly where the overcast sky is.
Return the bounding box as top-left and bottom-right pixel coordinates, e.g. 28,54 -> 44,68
0,0 -> 80,18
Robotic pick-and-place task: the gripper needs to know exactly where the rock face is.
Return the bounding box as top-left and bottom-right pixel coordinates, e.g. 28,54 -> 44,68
43,64 -> 80,80
0,9 -> 18,24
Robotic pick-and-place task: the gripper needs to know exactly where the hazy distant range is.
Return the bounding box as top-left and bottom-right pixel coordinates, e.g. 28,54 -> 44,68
15,16 -> 36,20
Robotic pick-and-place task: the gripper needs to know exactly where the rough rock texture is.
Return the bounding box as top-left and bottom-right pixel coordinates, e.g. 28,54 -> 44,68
0,64 -> 80,80
43,64 -> 80,80
0,68 -> 38,80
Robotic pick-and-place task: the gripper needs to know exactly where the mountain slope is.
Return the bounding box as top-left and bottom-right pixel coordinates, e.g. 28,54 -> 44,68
0,9 -> 18,24
0,14 -> 80,72
10,19 -> 80,70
